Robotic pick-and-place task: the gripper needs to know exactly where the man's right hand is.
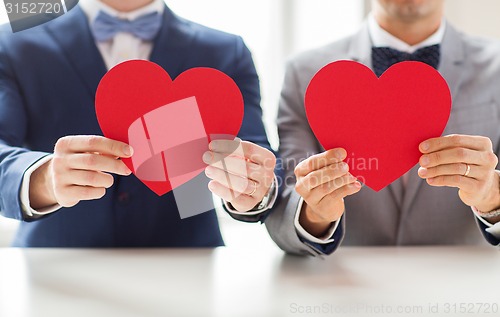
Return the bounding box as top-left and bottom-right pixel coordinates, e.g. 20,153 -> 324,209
294,148 -> 361,238
30,135 -> 133,209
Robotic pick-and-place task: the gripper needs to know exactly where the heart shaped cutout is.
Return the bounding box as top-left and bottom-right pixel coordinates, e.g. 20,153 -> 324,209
305,60 -> 451,191
95,60 -> 244,195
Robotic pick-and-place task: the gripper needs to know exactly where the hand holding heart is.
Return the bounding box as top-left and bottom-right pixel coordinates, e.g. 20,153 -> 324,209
30,61 -> 276,213
418,134 -> 500,214
95,60 -> 245,196
29,135 -> 133,209
29,135 -> 277,213
203,139 -> 276,212
296,135 -> 500,236
299,60 -> 500,235
294,148 -> 362,237
305,60 -> 452,191
93,60 -> 277,213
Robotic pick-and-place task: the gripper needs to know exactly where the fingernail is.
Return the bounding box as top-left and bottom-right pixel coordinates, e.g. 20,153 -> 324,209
208,181 -> 216,191
420,142 -> 430,152
418,168 -> 427,176
427,178 -> 434,184
203,151 -> 213,164
421,156 -> 430,166
335,150 -> 344,159
123,145 -> 133,156
340,162 -> 348,171
354,182 -> 361,188
208,141 -> 216,152
205,166 -> 213,177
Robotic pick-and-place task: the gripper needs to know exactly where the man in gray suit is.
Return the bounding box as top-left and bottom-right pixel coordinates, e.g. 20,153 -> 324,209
266,0 -> 500,256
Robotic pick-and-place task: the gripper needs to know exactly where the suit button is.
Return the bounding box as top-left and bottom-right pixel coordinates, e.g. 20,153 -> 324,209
118,192 -> 130,203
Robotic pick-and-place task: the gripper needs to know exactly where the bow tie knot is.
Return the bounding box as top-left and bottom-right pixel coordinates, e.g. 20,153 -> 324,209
91,10 -> 162,42
371,44 -> 441,77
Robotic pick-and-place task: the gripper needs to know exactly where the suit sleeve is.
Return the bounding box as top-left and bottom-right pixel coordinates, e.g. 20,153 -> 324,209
473,137 -> 500,246
472,90 -> 500,246
0,35 -> 50,221
476,219 -> 500,246
223,36 -> 283,223
264,60 -> 343,256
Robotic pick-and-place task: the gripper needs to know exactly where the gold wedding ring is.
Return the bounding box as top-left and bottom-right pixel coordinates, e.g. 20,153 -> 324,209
463,163 -> 471,177
248,181 -> 258,197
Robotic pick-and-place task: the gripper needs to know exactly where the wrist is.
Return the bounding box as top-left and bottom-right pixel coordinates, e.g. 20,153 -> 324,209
255,175 -> 277,210
487,215 -> 500,224
475,171 -> 500,212
299,203 -> 335,238
29,159 -> 57,209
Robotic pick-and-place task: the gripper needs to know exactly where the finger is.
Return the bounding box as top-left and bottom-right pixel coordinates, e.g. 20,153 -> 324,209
209,140 -> 276,166
420,134 -> 493,153
66,153 -> 132,176
207,165 -> 270,198
304,173 -> 357,205
295,148 -> 347,177
58,186 -> 106,207
205,165 -> 251,195
426,174 -> 478,190
55,135 -> 133,158
208,180 -> 260,212
63,170 -> 115,188
230,193 -> 262,212
208,180 -> 248,202
299,162 -> 349,191
419,148 -> 485,168
326,181 -> 362,202
418,163 -> 484,180
208,139 -> 242,155
203,151 -> 262,180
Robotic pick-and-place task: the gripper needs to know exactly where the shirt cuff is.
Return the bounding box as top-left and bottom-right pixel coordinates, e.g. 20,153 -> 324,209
20,154 -> 61,217
294,196 -> 340,244
471,206 -> 500,238
224,174 -> 278,216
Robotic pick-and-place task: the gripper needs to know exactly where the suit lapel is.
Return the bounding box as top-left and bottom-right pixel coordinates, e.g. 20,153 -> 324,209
400,23 -> 467,213
44,4 -> 198,98
348,22 -> 373,69
348,23 -> 404,208
45,6 -> 107,98
400,165 -> 422,212
149,6 -> 198,78
438,23 -> 467,102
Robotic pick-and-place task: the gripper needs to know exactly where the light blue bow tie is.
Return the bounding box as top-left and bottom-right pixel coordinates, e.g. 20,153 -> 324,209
91,10 -> 162,42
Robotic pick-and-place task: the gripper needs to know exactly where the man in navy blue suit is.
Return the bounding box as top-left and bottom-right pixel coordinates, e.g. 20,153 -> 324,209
0,0 -> 278,247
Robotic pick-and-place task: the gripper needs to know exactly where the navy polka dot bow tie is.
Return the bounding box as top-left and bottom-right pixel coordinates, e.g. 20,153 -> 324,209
371,44 -> 441,77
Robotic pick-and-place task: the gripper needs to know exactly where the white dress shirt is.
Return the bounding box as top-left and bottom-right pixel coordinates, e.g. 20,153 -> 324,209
80,0 -> 165,70
21,0 -> 277,217
295,14 -> 500,243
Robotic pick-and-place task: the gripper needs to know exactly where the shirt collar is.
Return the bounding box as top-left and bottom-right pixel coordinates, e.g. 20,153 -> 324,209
367,14 -> 446,53
79,0 -> 164,23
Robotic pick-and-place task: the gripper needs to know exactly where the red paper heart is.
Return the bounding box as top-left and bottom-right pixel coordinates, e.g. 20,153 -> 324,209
305,61 -> 451,191
95,60 -> 244,195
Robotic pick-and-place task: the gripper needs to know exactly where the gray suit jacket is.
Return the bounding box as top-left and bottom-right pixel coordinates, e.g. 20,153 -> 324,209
266,22 -> 500,256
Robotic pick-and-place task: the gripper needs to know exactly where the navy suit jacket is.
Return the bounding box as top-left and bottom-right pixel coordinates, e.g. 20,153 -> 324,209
0,5 -> 273,247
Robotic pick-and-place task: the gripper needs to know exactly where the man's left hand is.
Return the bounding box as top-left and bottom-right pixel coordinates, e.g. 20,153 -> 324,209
203,139 -> 276,212
418,134 -> 500,214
